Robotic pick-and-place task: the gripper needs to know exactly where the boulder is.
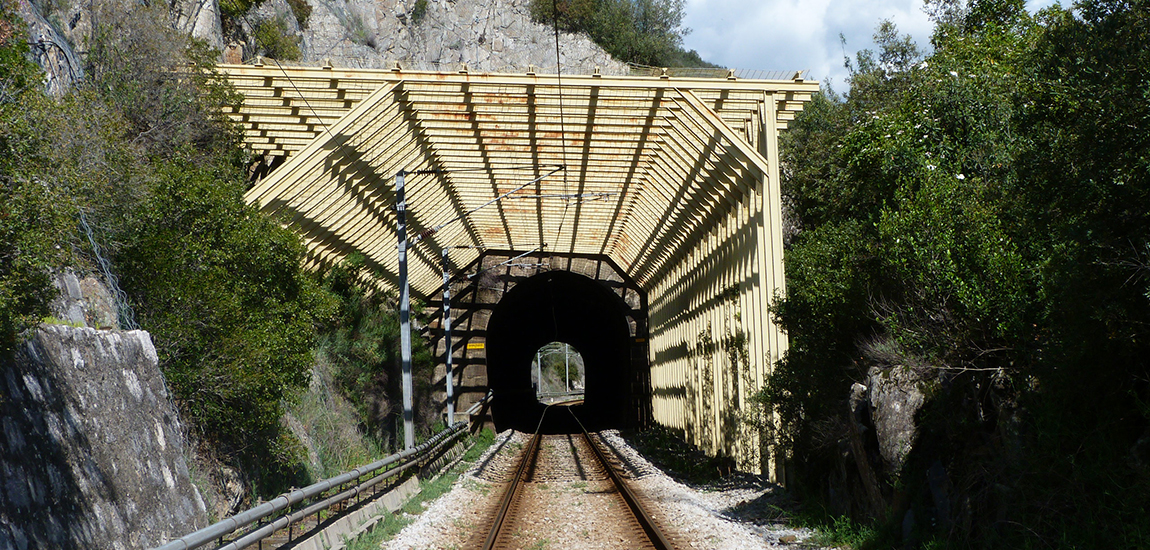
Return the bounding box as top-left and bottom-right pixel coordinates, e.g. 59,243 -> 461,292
865,366 -> 926,475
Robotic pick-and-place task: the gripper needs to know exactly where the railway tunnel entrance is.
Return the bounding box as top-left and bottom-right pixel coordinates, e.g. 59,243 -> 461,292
221,64 -> 818,477
487,270 -> 632,433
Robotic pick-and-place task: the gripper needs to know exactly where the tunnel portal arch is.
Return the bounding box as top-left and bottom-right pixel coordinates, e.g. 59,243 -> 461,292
486,270 -> 633,433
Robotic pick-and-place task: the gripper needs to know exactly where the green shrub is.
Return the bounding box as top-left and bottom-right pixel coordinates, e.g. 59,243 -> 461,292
411,0 -> 428,24
0,9 -> 71,351
114,158 -> 328,492
254,18 -> 301,61
285,0 -> 312,29
767,1 -> 1150,546
218,0 -> 267,19
528,0 -> 704,67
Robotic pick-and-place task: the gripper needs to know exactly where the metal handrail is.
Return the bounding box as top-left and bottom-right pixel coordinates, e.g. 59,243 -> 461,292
154,405 -> 484,550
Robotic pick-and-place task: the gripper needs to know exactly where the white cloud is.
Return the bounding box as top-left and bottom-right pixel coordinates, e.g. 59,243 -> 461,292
682,0 -> 932,92
682,0 -> 1063,93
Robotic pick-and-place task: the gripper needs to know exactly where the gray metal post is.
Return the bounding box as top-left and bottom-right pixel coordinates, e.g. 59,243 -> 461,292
442,248 -> 455,424
565,343 -> 569,393
396,171 -> 415,450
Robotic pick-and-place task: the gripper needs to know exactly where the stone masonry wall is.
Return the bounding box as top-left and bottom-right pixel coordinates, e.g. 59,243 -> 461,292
0,326 -> 207,550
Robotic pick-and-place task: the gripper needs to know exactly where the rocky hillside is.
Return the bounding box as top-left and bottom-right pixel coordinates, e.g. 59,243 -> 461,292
22,0 -> 626,82
249,0 -> 627,73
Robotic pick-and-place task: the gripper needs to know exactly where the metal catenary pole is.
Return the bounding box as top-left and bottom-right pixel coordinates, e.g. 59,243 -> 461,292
442,248 -> 455,423
396,170 -> 415,450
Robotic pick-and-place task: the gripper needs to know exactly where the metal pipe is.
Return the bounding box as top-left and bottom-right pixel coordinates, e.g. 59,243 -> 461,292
215,427 -> 468,550
411,166 -> 564,245
442,248 -> 455,423
396,170 -> 415,450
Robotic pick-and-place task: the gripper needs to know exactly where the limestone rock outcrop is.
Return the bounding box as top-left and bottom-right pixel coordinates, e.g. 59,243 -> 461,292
172,0 -> 225,50
49,270 -> 120,331
0,326 -> 208,549
864,366 -> 926,475
265,0 -> 626,74
15,0 -> 84,97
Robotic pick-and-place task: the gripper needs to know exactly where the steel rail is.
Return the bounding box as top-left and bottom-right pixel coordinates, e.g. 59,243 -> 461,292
481,407 -> 673,550
571,411 -> 674,550
480,411 -> 547,550
154,394 -> 491,550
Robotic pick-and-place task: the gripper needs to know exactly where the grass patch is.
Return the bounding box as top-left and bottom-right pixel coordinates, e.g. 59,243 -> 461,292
286,356 -> 390,480
40,316 -> 84,328
804,515 -> 879,548
787,508 -> 902,550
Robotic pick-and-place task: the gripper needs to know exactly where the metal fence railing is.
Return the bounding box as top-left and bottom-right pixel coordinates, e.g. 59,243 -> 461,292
154,394 -> 491,550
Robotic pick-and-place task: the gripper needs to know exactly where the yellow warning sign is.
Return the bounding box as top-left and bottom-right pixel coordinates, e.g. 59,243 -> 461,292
466,342 -> 485,350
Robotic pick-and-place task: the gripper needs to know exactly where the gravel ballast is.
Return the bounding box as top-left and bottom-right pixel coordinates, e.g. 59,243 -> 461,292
384,429 -> 820,549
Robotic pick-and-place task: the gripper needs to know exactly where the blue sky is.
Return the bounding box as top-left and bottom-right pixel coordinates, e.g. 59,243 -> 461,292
681,0 -> 1061,92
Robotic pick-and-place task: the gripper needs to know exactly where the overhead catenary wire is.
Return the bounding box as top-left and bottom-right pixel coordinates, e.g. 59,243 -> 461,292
550,0 -> 572,254
505,192 -> 614,201
468,246 -> 549,280
409,165 -> 566,244
272,58 -> 337,142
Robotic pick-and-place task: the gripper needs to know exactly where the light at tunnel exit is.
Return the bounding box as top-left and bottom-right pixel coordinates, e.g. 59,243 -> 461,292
531,342 -> 586,401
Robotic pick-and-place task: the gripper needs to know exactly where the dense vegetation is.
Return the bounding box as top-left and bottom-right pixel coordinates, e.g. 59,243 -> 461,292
315,253 -> 437,450
529,0 -> 714,67
765,0 -> 1150,546
0,2 -> 437,496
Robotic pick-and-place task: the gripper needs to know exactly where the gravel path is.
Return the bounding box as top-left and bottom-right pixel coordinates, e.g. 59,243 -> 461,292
384,429 -> 821,550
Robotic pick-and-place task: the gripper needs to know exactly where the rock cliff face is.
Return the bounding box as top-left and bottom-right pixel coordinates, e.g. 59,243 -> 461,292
0,326 -> 207,550
290,0 -> 626,74
16,0 -> 624,95
173,0 -> 226,50
15,0 -> 84,97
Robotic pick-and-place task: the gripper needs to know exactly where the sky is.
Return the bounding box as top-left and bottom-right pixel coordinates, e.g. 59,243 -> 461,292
681,0 -> 1060,93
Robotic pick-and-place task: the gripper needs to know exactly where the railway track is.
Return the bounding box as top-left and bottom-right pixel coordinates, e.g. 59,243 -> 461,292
476,406 -> 674,550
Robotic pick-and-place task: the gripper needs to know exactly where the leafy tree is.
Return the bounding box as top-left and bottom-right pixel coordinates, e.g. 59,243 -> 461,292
766,0 -> 1150,545
530,0 -> 705,67
0,9 -> 72,350
115,159 -> 327,479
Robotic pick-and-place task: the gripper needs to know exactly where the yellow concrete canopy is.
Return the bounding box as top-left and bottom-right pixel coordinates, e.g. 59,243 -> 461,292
220,63 -> 818,299
219,62 -> 819,475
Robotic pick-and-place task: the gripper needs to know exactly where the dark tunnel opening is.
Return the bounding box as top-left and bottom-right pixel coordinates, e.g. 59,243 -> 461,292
486,270 -> 633,434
